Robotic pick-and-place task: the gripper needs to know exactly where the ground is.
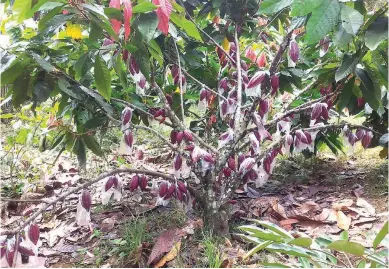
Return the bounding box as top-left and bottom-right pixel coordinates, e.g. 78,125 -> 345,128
0,120 -> 387,268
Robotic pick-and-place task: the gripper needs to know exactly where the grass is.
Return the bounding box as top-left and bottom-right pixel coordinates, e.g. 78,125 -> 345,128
199,231 -> 224,268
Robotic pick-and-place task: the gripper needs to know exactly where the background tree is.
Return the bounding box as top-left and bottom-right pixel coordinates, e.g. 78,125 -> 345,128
0,0 -> 387,265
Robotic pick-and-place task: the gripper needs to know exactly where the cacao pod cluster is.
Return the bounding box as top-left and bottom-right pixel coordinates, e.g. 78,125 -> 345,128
156,180 -> 189,206
129,174 -> 148,192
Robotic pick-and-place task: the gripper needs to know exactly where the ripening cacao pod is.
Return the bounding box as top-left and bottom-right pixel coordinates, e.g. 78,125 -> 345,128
355,128 -> 365,140
28,224 -> 40,245
6,248 -> 14,267
122,49 -> 129,62
81,190 -> 92,211
139,175 -> 148,191
184,144 -> 195,151
223,167 -> 232,177
203,153 -> 215,164
130,175 -> 139,192
124,130 -> 134,148
361,131 -> 373,148
256,53 -> 267,68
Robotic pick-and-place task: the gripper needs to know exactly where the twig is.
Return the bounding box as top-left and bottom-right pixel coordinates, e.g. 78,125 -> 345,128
0,198 -> 49,203
0,168 -> 174,236
343,253 -> 353,267
111,98 -> 174,128
172,39 -> 185,125
186,15 -> 236,65
281,80 -> 318,112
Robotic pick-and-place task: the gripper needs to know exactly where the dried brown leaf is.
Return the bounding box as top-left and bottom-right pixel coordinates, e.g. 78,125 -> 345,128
356,198 -> 376,216
336,211 -> 351,230
154,241 -> 181,268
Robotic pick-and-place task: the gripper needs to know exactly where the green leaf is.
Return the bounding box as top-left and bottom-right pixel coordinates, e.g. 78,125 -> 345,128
288,237 -> 313,247
104,7 -> 123,21
74,138 -> 87,169
298,257 -> 311,268
373,221 -> 388,249
148,40 -> 164,67
259,0 -> 293,15
1,57 -> 30,86
78,85 -> 113,116
114,55 -> 128,90
94,56 -> 112,101
341,5 -> 364,35
83,116 -> 108,129
132,2 -> 158,13
335,54 -> 359,82
290,0 -> 324,17
267,243 -> 312,257
305,0 -> 341,44
12,72 -> 31,107
243,241 -> 272,260
133,43 -> 151,81
38,5 -> 64,31
74,53 -> 90,81
0,114 -> 14,119
134,13 -> 158,43
13,0 -> 33,22
82,135 -> 103,157
327,240 -> 365,256
170,12 -> 203,41
340,231 -> 349,240
58,77 -> 83,100
355,67 -> 381,110
338,77 -> 356,111
365,17 -> 388,51
89,20 -> 103,43
31,53 -> 55,72
89,13 -> 118,41
239,225 -> 285,242
50,133 -> 65,150
40,14 -> 74,36
334,24 -> 353,48
249,220 -> 294,239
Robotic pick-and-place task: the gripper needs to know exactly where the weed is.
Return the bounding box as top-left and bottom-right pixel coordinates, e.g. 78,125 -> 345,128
200,231 -> 224,268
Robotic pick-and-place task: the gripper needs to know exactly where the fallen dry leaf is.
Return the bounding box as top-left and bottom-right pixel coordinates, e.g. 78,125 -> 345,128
336,211 -> 351,230
279,219 -> 299,230
348,207 -> 372,218
271,200 -> 287,219
315,208 -> 331,222
356,198 -> 376,216
352,217 -> 377,227
332,199 -> 353,210
154,241 -> 181,268
147,228 -> 182,266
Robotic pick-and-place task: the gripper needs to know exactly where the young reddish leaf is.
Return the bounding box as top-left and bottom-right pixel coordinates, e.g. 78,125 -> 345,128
123,0 -> 133,42
153,0 -> 172,35
109,0 -> 122,35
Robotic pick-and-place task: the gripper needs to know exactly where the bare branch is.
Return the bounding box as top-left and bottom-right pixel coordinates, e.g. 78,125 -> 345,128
234,29 -> 243,133
0,168 -> 174,236
281,80 -> 318,112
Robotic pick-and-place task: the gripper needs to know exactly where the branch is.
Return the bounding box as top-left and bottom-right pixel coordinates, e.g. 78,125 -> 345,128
0,168 -> 174,236
269,31 -> 293,76
281,80 -> 317,112
0,198 -> 49,203
172,39 -> 186,124
234,29 -> 243,133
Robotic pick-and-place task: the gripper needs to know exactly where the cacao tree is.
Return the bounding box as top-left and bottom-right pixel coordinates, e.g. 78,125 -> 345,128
0,0 -> 388,266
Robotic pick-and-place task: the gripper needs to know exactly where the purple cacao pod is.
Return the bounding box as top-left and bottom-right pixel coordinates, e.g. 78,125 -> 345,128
177,181 -> 187,194
159,182 -> 169,197
203,153 -> 215,164
183,130 -> 194,142
139,175 -> 148,191
165,184 -> 176,200
28,224 -> 40,245
184,144 -> 195,151
247,71 -> 266,89
124,130 -> 134,148
105,177 -> 114,191
122,49 -> 129,62
223,167 -> 232,177
289,39 -> 299,63
361,131 -> 373,148
271,74 -> 280,95
121,107 -> 133,126
311,103 -> 322,120
170,130 -> 178,144
81,190 -> 91,211
171,65 -> 179,79
174,154 -> 183,171
200,88 -> 207,101
355,128 -> 365,140
176,131 -> 184,144
18,245 -> 35,256
228,156 -> 236,171
0,240 -> 5,258
263,158 -> 271,174
130,175 -> 139,192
